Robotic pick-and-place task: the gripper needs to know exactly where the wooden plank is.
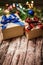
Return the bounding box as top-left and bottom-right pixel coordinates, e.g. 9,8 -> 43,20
24,40 -> 35,65
0,41 -> 9,65
41,38 -> 43,65
17,36 -> 28,65
2,38 -> 18,65
11,37 -> 21,65
0,36 -> 42,65
35,38 -> 43,65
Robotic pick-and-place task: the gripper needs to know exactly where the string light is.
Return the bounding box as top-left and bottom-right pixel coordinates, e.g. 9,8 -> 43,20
0,8 -> 2,11
16,4 -> 19,7
26,1 -> 28,4
13,3 -> 15,8
6,4 -> 9,7
31,1 -> 34,4
26,1 -> 34,9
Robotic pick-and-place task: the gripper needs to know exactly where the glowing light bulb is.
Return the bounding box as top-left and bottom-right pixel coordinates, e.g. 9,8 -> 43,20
31,3 -> 33,7
13,3 -> 15,7
6,4 -> 9,7
31,1 -> 34,3
0,8 -> 2,11
16,4 -> 19,7
20,5 -> 22,9
31,1 -> 34,8
23,8 -> 25,10
26,1 -> 29,4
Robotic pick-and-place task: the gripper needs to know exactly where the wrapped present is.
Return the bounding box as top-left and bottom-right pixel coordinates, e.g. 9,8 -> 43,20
25,17 -> 43,39
25,29 -> 41,39
0,14 -> 25,40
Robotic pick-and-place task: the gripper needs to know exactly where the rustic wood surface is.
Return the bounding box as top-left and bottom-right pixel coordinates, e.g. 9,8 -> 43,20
0,36 -> 43,65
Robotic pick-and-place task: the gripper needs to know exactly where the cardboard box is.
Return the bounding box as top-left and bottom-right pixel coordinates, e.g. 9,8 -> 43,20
2,23 -> 24,40
25,29 -> 42,39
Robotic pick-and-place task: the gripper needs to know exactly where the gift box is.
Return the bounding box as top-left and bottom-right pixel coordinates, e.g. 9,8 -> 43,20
25,17 -> 43,39
0,14 -> 25,40
2,23 -> 24,40
25,29 -> 41,39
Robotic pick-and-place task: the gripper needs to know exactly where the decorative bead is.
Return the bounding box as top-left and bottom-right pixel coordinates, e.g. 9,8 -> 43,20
28,10 -> 34,16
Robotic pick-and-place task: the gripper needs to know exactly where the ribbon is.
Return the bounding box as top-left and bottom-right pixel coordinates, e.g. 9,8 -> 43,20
0,14 -> 24,30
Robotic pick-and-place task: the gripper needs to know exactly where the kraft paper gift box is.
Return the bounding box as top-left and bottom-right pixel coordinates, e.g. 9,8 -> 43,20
25,29 -> 42,39
25,19 -> 43,39
2,23 -> 24,40
0,14 -> 25,40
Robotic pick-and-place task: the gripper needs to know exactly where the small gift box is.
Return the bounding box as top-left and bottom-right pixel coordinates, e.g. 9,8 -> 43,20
25,17 -> 43,39
2,23 -> 24,40
25,28 -> 41,39
0,14 -> 25,40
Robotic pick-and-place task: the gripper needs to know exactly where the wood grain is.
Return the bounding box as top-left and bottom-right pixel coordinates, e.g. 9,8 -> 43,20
0,36 -> 43,65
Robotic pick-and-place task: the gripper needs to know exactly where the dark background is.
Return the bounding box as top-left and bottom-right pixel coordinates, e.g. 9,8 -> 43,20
0,0 -> 43,9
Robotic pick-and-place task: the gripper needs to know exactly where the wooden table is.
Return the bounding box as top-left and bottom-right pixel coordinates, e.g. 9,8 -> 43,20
0,36 -> 43,65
